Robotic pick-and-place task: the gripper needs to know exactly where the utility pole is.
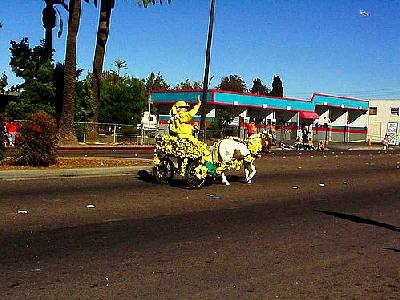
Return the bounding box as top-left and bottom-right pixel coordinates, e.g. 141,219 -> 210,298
199,0 -> 216,141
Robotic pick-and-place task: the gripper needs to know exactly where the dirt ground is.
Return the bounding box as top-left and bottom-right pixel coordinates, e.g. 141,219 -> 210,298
0,157 -> 151,170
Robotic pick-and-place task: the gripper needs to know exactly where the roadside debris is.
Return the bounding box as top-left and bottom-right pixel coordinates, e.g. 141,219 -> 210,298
292,186 -> 298,189
207,194 -> 221,200
319,183 -> 325,187
86,204 -> 96,208
17,209 -> 28,214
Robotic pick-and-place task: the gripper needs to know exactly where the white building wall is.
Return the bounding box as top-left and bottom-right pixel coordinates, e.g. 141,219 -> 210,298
368,99 -> 400,143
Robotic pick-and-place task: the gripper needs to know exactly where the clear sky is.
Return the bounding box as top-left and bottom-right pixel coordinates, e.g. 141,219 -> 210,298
1,0 -> 399,99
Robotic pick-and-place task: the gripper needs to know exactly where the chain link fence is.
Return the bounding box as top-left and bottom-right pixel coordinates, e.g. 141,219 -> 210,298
75,122 -> 165,145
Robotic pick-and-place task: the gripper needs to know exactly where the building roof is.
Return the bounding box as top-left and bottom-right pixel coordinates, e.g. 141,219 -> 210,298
150,89 -> 369,112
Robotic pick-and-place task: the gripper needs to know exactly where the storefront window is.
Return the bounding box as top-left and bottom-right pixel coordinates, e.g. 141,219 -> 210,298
368,107 -> 377,115
390,107 -> 399,116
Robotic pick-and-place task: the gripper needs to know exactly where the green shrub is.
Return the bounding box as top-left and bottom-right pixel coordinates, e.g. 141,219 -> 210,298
11,111 -> 58,166
0,114 -> 6,161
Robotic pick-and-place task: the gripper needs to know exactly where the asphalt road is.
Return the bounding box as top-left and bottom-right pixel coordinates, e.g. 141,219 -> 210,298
1,152 -> 400,299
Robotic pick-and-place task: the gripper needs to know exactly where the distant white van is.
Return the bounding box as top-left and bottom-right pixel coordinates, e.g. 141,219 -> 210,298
138,111 -> 158,130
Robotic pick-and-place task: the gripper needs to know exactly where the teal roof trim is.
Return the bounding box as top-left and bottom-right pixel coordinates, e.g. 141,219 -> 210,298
150,90 -> 369,111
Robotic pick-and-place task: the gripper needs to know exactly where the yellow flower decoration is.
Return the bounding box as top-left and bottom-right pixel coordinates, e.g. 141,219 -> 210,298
244,155 -> 255,163
153,156 -> 161,166
194,165 -> 208,179
180,158 -> 188,176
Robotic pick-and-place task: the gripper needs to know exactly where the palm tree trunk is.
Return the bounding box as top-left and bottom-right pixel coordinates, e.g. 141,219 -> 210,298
199,0 -> 216,140
42,1 -> 56,60
87,0 -> 113,142
58,0 -> 81,145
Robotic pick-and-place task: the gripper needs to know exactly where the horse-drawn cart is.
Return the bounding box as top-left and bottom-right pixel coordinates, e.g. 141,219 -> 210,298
152,133 -> 269,189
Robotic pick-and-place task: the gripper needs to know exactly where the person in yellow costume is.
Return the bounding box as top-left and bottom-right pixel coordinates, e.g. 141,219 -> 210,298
169,97 -> 216,175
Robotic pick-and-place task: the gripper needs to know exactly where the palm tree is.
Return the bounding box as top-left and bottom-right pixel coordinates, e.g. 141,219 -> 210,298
41,0 -> 68,60
87,0 -> 171,142
58,0 -> 97,145
114,59 -> 127,77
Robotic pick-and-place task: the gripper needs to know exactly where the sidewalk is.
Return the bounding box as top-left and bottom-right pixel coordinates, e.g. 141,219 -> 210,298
0,164 -> 152,181
325,142 -> 400,151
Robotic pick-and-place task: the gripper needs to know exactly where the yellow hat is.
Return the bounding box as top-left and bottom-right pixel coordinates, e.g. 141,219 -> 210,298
175,101 -> 190,108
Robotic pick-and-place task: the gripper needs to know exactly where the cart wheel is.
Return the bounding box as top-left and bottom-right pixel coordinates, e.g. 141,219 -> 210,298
152,157 -> 174,183
186,160 -> 206,189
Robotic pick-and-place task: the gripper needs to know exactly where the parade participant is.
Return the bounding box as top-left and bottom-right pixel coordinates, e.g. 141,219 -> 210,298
169,97 -> 216,174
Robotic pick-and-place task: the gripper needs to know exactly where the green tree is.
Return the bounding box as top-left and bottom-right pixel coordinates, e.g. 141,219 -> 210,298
218,74 -> 247,92
0,73 -> 7,94
0,114 -> 6,161
144,72 -> 169,95
250,78 -> 269,95
11,111 -> 58,166
174,79 -> 202,90
269,75 -> 284,97
7,38 -> 56,119
114,59 -> 127,77
99,74 -> 147,125
74,75 -> 93,122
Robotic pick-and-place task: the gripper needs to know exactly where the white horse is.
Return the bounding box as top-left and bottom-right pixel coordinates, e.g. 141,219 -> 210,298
212,133 -> 269,186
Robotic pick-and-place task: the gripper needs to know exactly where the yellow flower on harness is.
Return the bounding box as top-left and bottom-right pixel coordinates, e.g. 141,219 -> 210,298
246,134 -> 263,155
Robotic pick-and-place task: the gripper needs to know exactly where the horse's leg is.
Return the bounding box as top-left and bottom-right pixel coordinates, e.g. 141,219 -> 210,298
244,167 -> 250,182
221,172 -> 230,186
245,162 -> 256,183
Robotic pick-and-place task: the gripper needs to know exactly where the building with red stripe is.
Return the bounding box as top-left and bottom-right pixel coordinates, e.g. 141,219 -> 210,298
150,90 -> 369,143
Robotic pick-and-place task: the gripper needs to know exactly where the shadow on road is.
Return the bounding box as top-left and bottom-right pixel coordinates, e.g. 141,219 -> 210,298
383,248 -> 400,253
317,210 -> 400,232
136,169 -> 157,183
136,170 -> 245,189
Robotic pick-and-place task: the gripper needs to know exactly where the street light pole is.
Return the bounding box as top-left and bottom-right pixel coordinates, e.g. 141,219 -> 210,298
199,0 -> 216,141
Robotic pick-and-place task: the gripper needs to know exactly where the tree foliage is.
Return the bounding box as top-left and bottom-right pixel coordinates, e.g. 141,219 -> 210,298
7,38 -> 56,119
174,79 -> 202,90
114,59 -> 127,77
11,111 -> 58,166
144,72 -> 169,95
74,75 -> 93,122
270,75 -> 284,97
0,73 -> 8,94
250,78 -> 269,95
0,114 -> 6,161
99,73 -> 147,125
218,74 -> 247,92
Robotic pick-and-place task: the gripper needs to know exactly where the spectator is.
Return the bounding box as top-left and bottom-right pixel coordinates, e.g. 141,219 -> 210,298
5,121 -> 18,146
318,140 -> 325,151
382,133 -> 389,150
302,128 -> 309,149
247,121 -> 256,137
